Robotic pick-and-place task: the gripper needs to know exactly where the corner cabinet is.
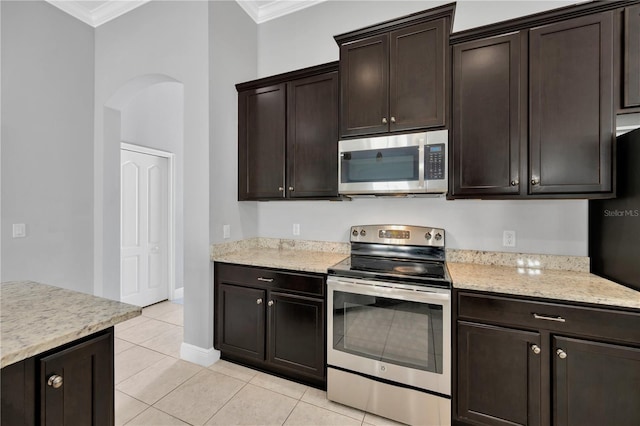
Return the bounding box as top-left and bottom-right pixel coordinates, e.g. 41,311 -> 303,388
450,7 -> 616,199
335,4 -> 454,138
214,262 -> 326,388
454,291 -> 640,426
1,328 -> 114,426
237,63 -> 339,201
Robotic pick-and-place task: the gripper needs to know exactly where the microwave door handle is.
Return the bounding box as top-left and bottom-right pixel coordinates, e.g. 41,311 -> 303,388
418,143 -> 425,189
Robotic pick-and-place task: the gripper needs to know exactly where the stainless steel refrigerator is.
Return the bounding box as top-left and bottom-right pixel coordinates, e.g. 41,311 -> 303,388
589,127 -> 640,292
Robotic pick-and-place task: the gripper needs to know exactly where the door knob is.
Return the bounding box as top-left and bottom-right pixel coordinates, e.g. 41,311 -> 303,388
150,246 -> 160,254
47,374 -> 63,389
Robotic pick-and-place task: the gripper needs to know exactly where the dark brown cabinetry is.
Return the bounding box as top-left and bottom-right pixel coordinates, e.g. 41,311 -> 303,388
214,263 -> 325,387
451,7 -> 616,199
335,5 -> 453,138
237,63 -> 338,201
1,328 -> 114,426
623,4 -> 640,108
454,291 -> 640,426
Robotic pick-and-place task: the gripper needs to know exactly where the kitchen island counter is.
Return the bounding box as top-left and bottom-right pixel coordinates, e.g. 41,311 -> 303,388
0,281 -> 141,368
448,262 -> 640,310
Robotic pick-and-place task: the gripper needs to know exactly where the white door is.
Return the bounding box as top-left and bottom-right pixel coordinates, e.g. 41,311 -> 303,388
121,149 -> 169,307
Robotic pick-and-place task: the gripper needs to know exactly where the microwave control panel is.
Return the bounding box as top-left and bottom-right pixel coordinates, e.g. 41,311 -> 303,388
425,144 -> 445,180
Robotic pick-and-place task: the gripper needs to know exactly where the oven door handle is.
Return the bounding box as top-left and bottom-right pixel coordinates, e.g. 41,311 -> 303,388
328,278 -> 450,303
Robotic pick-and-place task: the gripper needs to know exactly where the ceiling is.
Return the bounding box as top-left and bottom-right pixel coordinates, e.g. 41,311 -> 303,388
45,0 -> 327,27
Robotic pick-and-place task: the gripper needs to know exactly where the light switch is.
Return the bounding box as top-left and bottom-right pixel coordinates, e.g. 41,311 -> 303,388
13,223 -> 26,238
223,224 -> 230,239
293,224 -> 300,236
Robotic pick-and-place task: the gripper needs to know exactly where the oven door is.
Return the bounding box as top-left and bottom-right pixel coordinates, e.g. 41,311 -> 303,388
327,277 -> 451,396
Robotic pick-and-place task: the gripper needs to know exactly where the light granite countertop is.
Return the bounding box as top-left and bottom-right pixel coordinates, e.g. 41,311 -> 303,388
214,248 -> 348,274
448,263 -> 640,310
1,281 -> 141,368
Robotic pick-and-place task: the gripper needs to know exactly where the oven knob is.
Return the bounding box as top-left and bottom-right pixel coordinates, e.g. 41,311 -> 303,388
425,232 -> 432,240
435,233 -> 442,241
360,229 -> 367,236
352,229 -> 359,237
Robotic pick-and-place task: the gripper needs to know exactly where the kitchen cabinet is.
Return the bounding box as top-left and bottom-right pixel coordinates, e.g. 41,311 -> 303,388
454,290 -> 640,426
214,262 -> 325,387
335,4 -> 454,138
1,328 -> 114,426
450,7 -> 615,199
623,4 -> 640,108
237,62 -> 338,201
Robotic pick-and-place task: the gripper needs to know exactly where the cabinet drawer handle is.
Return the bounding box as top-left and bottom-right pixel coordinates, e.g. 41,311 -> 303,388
47,374 -> 63,389
268,300 -> 274,307
257,277 -> 273,282
533,313 -> 565,323
530,344 -> 541,355
557,349 -> 567,359
256,298 -> 263,305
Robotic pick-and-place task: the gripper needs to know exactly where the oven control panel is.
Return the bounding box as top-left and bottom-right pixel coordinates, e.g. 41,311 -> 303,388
350,224 -> 445,247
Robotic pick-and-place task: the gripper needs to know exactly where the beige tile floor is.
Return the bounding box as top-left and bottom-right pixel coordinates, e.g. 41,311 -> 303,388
115,301 -> 405,426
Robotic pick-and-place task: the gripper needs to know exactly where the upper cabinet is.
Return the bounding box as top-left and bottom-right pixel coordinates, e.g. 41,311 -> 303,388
450,3 -> 619,199
237,63 -> 339,201
623,4 -> 640,108
335,4 -> 454,138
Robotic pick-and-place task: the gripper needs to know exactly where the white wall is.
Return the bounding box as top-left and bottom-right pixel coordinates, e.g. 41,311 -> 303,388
253,0 -> 588,256
1,1 -> 95,291
95,0 -> 210,350
209,0 -> 259,245
121,82 -> 185,291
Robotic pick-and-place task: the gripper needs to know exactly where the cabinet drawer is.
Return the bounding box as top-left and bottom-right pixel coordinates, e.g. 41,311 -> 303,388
457,292 -> 640,345
215,263 -> 324,297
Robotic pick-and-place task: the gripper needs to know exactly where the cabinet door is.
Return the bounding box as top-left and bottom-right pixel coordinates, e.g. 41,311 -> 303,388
287,72 -> 339,198
238,84 -> 286,200
216,283 -> 266,361
339,34 -> 389,137
553,336 -> 640,426
457,321 -> 541,426
624,4 -> 640,107
452,32 -> 523,196
529,13 -> 614,194
267,292 -> 325,380
40,331 -> 113,426
390,19 -> 446,132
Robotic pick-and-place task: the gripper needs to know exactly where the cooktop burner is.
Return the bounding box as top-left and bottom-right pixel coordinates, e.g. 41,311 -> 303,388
328,224 -> 451,288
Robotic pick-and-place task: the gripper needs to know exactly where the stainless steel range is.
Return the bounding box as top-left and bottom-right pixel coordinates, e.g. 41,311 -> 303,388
327,225 -> 451,426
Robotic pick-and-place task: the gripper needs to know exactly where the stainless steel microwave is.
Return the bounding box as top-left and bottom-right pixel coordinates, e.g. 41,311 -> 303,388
338,130 -> 448,196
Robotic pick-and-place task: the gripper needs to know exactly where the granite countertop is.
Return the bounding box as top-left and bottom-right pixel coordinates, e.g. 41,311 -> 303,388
1,281 -> 141,368
448,262 -> 640,310
214,247 -> 348,274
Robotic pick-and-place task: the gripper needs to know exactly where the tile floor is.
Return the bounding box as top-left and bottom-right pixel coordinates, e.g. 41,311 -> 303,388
115,301 -> 405,426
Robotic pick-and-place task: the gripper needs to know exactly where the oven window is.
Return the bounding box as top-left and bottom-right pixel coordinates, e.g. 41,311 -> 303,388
332,291 -> 443,373
341,146 -> 420,183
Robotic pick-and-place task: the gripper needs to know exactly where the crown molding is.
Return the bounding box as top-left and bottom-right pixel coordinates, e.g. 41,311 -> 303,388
236,0 -> 327,24
46,0 -> 150,27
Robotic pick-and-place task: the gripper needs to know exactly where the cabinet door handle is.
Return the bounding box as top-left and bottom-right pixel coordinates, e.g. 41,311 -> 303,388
47,374 -> 63,389
288,186 -> 294,191
530,344 -> 541,355
531,178 -> 540,186
256,298 -> 263,305
390,116 -> 396,123
557,349 -> 567,359
268,300 -> 274,307
382,117 -> 388,124
510,180 -> 519,186
533,313 -> 565,323
278,187 -> 284,192
257,277 -> 273,283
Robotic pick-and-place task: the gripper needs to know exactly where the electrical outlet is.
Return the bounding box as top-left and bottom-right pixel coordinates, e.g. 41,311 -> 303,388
13,223 -> 26,238
503,230 -> 516,247
223,224 -> 230,239
293,223 -> 300,236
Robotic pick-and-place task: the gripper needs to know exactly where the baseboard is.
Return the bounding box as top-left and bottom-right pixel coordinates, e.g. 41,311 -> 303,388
180,342 -> 220,367
172,287 -> 184,300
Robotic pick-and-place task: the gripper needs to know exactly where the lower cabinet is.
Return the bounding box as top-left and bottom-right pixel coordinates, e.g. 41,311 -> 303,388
454,291 -> 640,426
1,328 -> 114,426
214,262 -> 326,387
